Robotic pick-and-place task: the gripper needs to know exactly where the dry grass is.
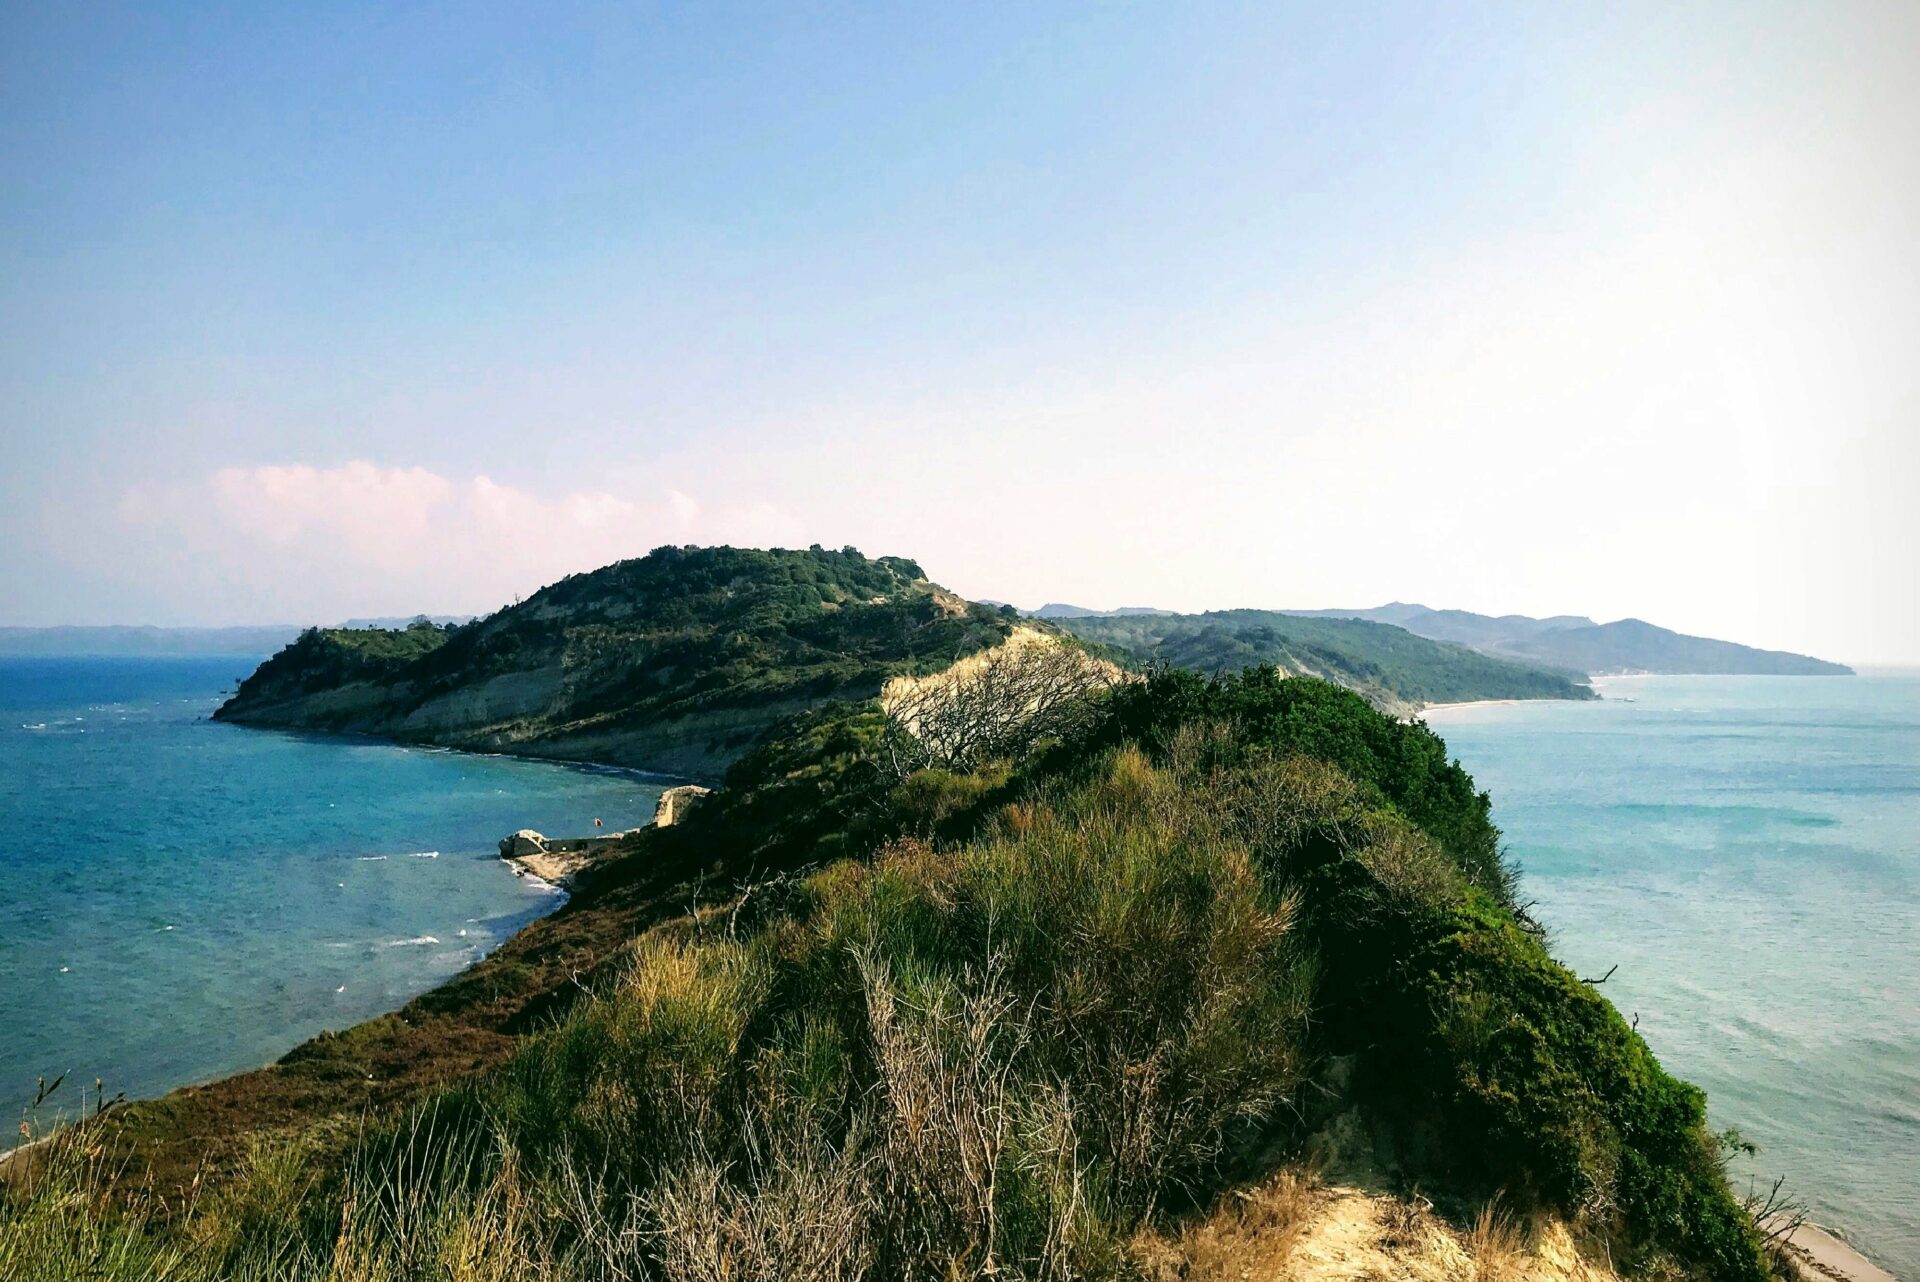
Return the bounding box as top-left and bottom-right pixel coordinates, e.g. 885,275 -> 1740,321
1464,1196 -> 1534,1282
1131,1167 -> 1320,1281
1130,1172 -> 1625,1282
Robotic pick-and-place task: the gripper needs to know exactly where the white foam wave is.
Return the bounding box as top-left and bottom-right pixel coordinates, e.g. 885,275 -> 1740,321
384,935 -> 440,947
408,850 -> 440,858
356,855 -> 389,861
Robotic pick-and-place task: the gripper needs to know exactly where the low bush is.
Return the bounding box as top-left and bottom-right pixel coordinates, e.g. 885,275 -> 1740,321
1380,900 -> 1770,1279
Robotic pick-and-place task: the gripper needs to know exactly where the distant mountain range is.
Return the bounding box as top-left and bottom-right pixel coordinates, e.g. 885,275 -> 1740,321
0,618 -> 472,657
1027,601 -> 1849,677
1031,604 -> 1170,619
1282,604 -> 1851,676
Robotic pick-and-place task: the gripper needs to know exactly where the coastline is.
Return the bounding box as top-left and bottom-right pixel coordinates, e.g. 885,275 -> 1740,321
500,851 -> 585,889
1782,1221 -> 1900,1282
1431,674 -> 1916,1281
15,695 -> 1905,1278
237,721 -> 702,786
1417,697 -> 1538,717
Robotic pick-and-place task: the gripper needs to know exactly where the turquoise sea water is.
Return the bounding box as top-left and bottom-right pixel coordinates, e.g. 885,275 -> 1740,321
1427,675 -> 1919,1280
0,656 -> 666,1123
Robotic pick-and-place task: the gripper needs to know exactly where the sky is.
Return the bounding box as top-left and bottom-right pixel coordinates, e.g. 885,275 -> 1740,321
3,3 -> 1917,663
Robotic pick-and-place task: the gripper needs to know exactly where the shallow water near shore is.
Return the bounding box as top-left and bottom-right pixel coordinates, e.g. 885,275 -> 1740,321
1427,674 -> 1920,1280
0,655 -> 666,1122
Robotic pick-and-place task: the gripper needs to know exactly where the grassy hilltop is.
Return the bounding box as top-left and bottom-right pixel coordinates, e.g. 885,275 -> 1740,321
4,549 -> 1793,1281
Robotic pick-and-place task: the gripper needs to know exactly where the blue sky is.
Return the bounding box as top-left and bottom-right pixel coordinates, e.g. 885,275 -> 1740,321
3,3 -> 1916,660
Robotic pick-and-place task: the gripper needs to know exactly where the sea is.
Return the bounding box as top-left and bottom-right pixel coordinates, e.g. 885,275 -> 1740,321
0,655 -> 666,1125
1426,674 -> 1919,1280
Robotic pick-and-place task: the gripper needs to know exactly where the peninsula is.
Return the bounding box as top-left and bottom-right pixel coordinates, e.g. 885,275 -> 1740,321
213,546 -> 1598,763
4,544 -> 1834,1281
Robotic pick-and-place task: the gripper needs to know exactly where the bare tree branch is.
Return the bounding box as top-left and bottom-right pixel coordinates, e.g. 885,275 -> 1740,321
881,639 -> 1124,777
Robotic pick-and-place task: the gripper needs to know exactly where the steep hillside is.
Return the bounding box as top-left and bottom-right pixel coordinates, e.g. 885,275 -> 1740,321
33,668 -> 1777,1281
1288,604 -> 1851,675
1054,609 -> 1595,712
215,546 -> 1016,777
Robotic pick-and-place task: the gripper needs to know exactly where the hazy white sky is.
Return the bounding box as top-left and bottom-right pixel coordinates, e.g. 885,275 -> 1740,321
4,3 -> 1916,661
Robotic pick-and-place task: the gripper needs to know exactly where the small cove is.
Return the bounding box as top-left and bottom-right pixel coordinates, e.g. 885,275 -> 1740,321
0,655 -> 666,1121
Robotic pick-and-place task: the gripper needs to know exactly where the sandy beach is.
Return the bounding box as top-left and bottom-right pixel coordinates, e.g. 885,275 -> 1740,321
1781,1221 -> 1901,1282
1416,698 -> 1536,717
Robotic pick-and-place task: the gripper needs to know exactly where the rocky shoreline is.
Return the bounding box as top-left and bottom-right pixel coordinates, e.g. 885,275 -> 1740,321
498,784 -> 712,887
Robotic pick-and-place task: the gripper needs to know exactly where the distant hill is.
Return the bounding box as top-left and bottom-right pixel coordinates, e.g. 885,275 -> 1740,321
0,625 -> 302,657
337,615 -> 475,631
1052,609 -> 1594,714
1284,604 -> 1851,676
1499,617 -> 1852,676
0,617 -> 473,658
1285,603 -> 1598,650
215,546 -> 1016,778
1031,603 -> 1169,618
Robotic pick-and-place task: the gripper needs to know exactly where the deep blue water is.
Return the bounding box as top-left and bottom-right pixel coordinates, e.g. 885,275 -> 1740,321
0,656 -> 665,1122
1427,675 -> 1919,1280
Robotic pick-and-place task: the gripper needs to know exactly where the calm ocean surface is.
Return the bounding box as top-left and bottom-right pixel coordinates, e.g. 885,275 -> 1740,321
1428,674 -> 1919,1279
0,656 -> 665,1123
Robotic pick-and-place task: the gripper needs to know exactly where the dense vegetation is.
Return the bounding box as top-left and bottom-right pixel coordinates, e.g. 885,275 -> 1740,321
10,664 -> 1776,1280
216,546 -> 1018,776
231,619 -> 454,695
1054,609 -> 1596,709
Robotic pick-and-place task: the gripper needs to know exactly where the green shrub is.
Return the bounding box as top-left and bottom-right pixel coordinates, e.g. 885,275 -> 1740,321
1439,904 -> 1764,1277
1101,667 -> 1513,903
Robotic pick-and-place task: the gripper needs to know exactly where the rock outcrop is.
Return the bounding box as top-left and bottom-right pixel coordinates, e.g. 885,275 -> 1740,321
652,785 -> 712,828
497,826 -> 634,887
500,829 -> 550,859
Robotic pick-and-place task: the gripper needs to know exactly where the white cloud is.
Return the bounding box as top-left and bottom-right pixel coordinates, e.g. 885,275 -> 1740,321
112,462 -> 736,621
